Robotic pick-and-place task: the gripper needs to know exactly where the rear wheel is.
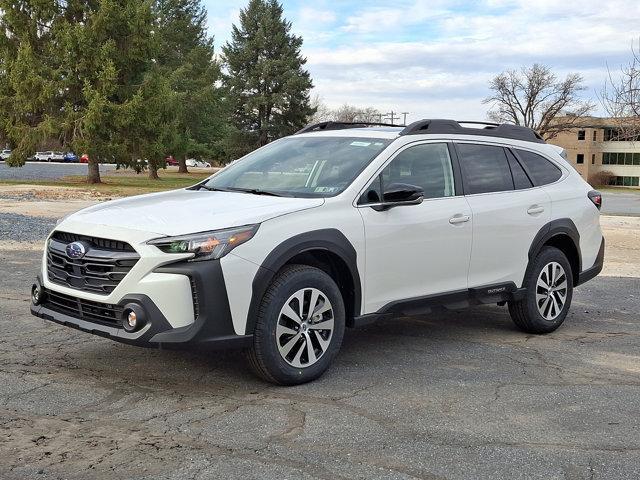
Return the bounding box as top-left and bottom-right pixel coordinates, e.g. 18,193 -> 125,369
509,246 -> 573,334
247,265 -> 345,385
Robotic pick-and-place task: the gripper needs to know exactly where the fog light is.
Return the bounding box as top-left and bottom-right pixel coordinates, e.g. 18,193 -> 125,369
127,311 -> 137,328
122,303 -> 146,333
31,283 -> 45,305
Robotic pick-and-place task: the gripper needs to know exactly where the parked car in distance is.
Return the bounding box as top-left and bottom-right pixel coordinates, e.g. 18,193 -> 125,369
80,154 -> 89,163
31,119 -> 605,385
186,158 -> 211,168
35,151 -> 65,162
0,149 -> 11,161
64,152 -> 79,163
165,155 -> 179,166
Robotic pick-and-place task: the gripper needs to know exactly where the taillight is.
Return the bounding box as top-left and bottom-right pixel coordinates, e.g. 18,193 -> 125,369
588,190 -> 602,210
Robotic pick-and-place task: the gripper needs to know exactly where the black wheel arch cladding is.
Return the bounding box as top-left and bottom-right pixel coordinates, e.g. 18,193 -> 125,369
245,229 -> 361,335
529,218 -> 582,282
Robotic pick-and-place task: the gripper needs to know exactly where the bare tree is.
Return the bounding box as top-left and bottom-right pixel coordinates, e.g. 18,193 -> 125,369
309,94 -> 334,123
309,97 -> 383,124
483,64 -> 594,140
601,40 -> 640,140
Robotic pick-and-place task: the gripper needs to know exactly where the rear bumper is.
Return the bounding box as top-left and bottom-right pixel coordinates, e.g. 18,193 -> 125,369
576,237 -> 605,286
31,258 -> 253,350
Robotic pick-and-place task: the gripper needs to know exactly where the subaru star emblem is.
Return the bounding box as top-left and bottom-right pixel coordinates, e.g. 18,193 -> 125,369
66,241 -> 87,259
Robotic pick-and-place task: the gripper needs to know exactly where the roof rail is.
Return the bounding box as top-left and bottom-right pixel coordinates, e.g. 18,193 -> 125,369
295,121 -> 403,135
399,119 -> 545,143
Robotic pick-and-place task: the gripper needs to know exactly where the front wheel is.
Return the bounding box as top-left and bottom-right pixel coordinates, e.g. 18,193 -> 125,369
509,246 -> 574,334
247,265 -> 345,385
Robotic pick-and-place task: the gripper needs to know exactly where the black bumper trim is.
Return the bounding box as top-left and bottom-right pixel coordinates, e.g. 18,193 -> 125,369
576,237 -> 605,287
31,262 -> 253,351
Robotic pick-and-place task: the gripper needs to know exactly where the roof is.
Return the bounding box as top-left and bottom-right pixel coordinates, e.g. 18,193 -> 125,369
295,119 -> 545,144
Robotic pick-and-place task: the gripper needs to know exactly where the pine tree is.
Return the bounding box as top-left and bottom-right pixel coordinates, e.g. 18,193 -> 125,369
58,0 -> 159,182
0,1 -> 66,167
222,0 -> 315,153
0,0 -> 162,182
155,0 -> 226,173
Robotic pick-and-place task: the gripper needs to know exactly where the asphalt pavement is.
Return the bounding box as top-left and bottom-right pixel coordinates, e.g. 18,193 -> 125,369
0,162 -> 116,181
1,218 -> 640,479
602,191 -> 640,216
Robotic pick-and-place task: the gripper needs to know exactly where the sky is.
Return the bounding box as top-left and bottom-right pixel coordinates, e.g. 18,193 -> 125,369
204,0 -> 640,124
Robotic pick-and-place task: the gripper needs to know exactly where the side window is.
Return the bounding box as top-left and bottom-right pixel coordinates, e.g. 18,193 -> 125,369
506,149 -> 533,190
515,149 -> 563,186
456,143 -> 514,195
379,143 -> 455,200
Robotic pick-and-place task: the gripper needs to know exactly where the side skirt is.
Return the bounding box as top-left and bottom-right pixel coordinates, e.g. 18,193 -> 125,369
350,282 -> 526,328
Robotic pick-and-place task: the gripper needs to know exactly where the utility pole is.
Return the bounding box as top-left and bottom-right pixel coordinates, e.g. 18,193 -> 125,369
384,111 -> 399,125
401,112 -> 410,126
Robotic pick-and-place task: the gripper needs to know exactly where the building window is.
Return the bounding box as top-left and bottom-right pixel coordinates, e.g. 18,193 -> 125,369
604,128 -> 619,141
592,154 -> 596,165
577,130 -> 586,141
602,152 -> 640,165
610,176 -> 640,187
576,154 -> 584,164
593,130 -> 597,141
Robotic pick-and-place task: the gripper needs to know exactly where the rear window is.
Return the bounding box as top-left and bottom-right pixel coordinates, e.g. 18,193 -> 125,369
515,149 -> 563,186
456,143 -> 514,195
506,150 -> 533,190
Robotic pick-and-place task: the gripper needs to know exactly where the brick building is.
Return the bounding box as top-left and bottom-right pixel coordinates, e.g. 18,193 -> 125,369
549,117 -> 640,188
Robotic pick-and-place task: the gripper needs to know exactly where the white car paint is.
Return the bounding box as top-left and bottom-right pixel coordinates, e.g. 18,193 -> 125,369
41,125 -> 604,340
71,189 -> 324,236
186,159 -> 211,168
35,151 -> 65,162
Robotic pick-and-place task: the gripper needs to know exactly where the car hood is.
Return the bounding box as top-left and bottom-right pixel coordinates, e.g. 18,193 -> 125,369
64,189 -> 324,236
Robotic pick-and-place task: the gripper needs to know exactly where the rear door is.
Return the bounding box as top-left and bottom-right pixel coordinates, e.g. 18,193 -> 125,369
456,143 -> 551,289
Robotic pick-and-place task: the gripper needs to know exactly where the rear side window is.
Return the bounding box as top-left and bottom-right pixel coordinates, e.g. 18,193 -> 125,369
515,149 -> 563,186
456,144 -> 514,195
506,150 -> 533,190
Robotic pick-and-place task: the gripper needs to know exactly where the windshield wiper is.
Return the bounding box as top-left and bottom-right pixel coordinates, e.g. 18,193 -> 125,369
224,187 -> 288,197
197,184 -> 288,197
197,184 -> 230,192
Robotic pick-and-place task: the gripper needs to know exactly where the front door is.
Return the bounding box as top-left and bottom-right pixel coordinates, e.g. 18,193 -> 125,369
358,142 -> 473,314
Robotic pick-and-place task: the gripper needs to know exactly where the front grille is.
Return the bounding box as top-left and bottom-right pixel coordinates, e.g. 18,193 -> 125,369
47,231 -> 140,294
51,231 -> 135,252
42,288 -> 124,327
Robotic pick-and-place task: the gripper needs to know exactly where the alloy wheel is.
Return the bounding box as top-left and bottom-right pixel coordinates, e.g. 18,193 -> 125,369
535,261 -> 568,321
276,287 -> 335,368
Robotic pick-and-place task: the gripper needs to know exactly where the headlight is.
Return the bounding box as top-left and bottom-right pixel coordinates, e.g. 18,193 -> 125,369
148,224 -> 259,262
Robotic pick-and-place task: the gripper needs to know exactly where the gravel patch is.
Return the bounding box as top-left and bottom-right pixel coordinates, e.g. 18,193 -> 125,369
0,213 -> 56,242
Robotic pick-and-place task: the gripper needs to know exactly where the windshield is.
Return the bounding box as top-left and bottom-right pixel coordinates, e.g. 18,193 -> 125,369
202,136 -> 392,198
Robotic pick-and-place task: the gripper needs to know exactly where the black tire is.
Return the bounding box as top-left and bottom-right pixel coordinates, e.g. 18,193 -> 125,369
509,246 -> 574,334
247,264 -> 345,385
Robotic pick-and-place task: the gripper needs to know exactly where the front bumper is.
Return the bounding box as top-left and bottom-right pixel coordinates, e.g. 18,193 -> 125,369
31,258 -> 253,350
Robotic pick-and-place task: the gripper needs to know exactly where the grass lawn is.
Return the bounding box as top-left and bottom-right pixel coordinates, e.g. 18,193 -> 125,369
0,171 -> 213,197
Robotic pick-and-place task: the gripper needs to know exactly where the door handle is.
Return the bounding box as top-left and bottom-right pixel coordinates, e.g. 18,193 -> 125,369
527,205 -> 545,215
449,214 -> 470,225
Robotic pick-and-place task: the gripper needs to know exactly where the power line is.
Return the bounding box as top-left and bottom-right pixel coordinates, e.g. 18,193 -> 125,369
384,111 -> 399,125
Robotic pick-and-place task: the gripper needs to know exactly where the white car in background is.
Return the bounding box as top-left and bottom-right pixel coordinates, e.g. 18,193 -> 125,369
0,149 -> 12,160
186,158 -> 211,168
35,151 -> 65,162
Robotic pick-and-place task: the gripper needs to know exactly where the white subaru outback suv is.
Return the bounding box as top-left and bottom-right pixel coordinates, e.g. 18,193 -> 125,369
31,120 -> 605,385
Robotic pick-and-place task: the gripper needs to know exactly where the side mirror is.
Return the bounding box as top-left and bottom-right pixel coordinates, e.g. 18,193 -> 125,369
373,183 -> 424,211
